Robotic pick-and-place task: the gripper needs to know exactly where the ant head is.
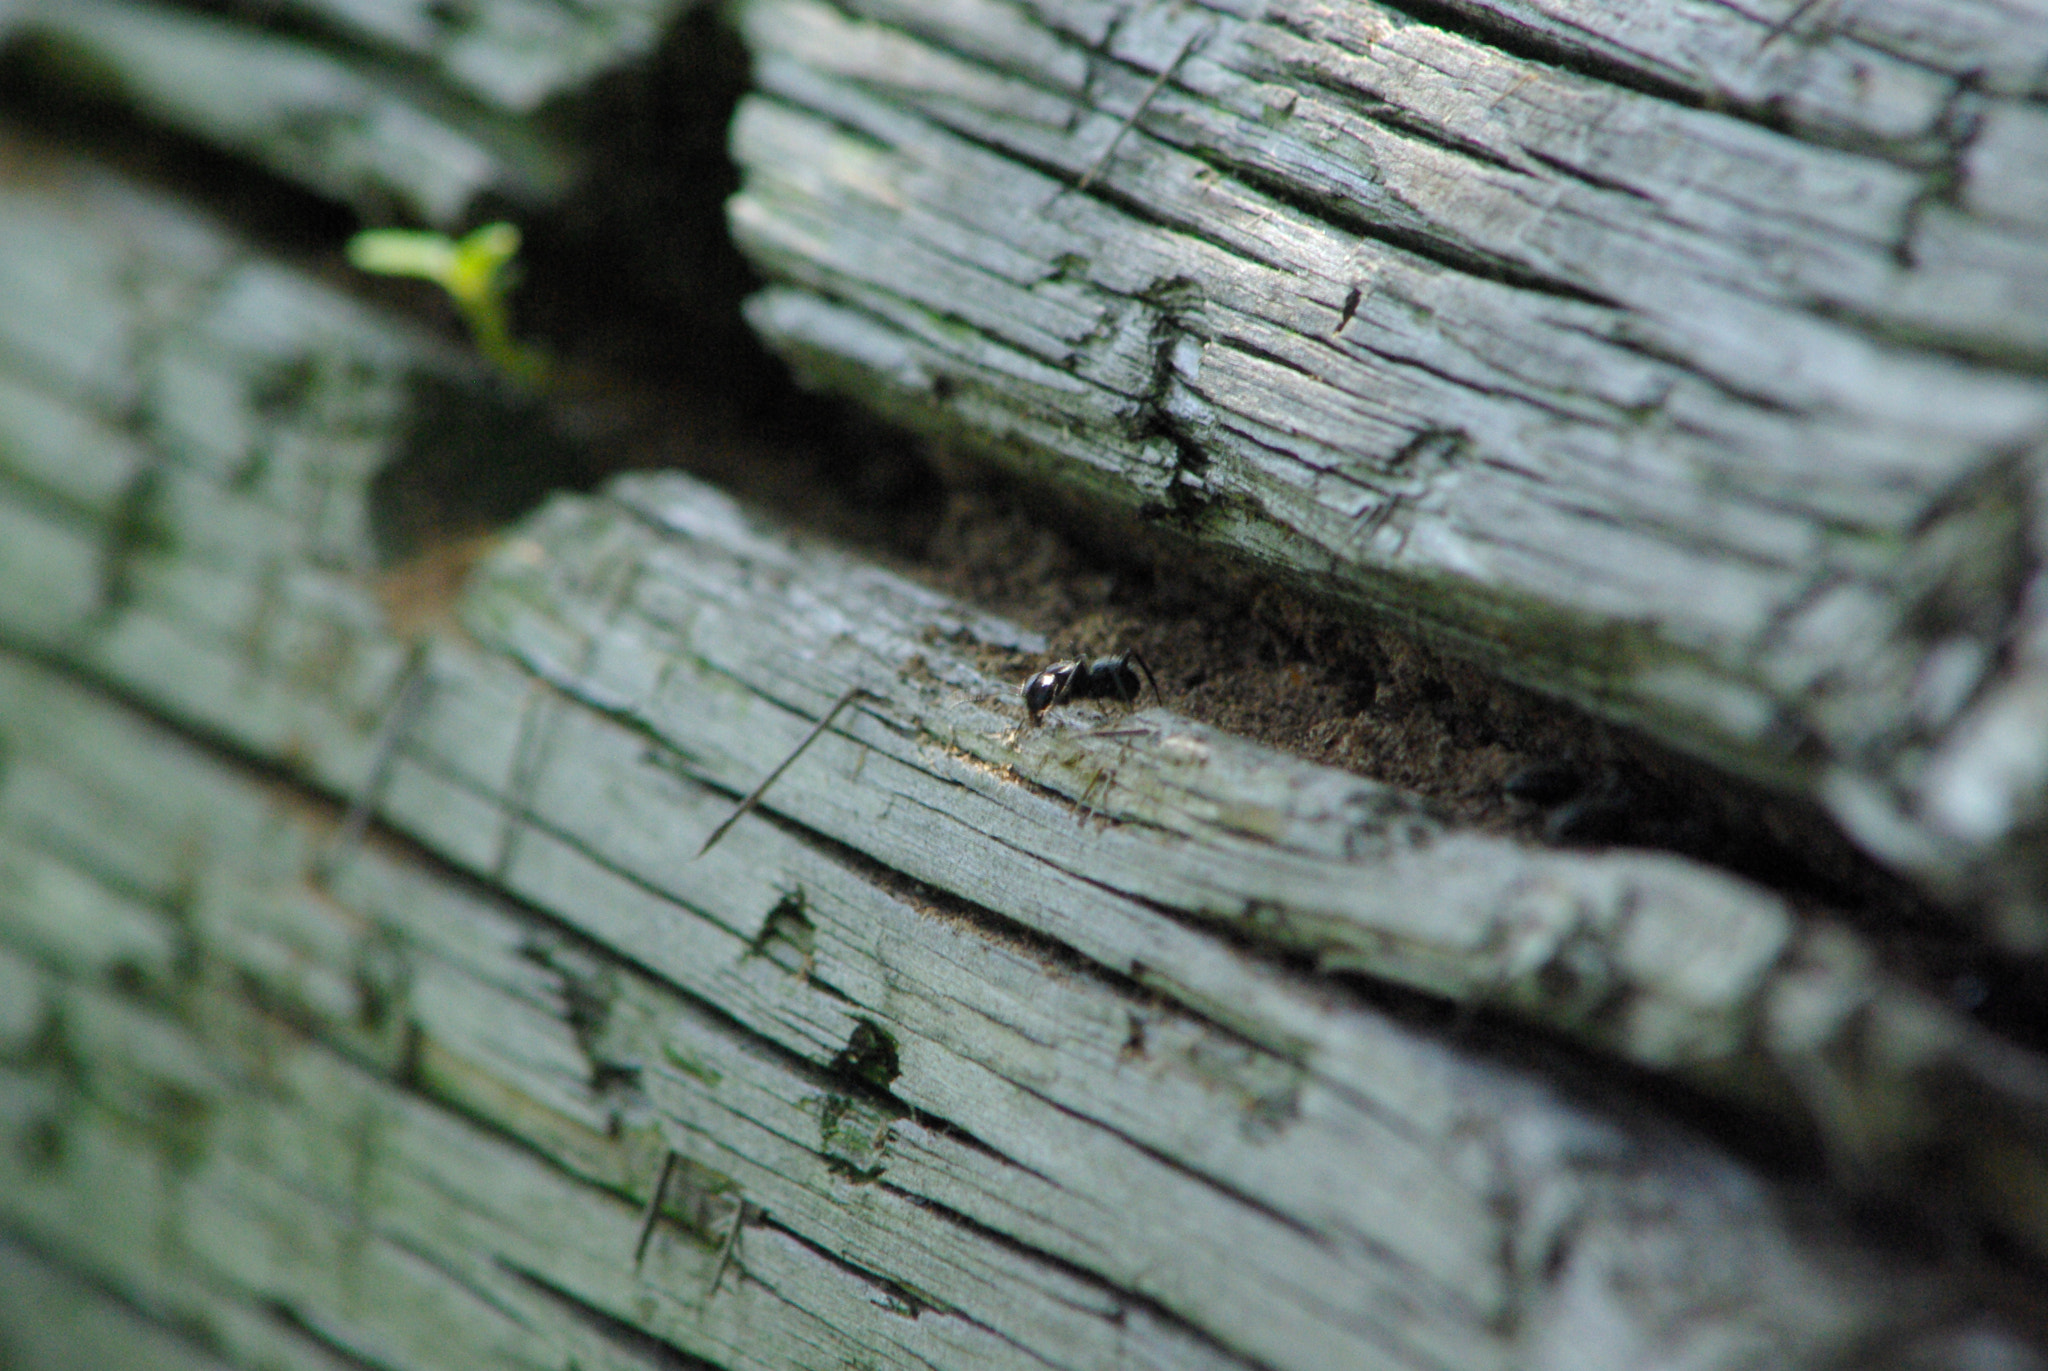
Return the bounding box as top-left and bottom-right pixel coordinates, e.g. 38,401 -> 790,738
1021,662 -> 1073,720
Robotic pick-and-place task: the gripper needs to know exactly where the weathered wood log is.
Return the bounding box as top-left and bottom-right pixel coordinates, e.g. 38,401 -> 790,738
0,0 -> 611,223
719,0 -> 2048,940
0,0 -> 741,248
5,640 -> 2038,1371
3,135 -> 2048,1369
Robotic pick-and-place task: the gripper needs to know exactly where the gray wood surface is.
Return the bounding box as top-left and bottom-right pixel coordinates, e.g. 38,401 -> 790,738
721,0 -> 2048,940
0,0 -> 695,223
1,139 -> 2046,1369
1,643 -> 2027,1371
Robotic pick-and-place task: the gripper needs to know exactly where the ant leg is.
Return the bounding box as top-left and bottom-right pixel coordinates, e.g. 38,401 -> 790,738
1126,651 -> 1161,707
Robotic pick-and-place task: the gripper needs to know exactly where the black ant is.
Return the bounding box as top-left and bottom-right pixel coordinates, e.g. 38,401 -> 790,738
1022,652 -> 1160,724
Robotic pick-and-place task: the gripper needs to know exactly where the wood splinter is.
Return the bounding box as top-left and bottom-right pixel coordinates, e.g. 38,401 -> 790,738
318,646 -> 433,882
632,1149 -> 680,1271
630,1148 -> 751,1297
1073,22 -> 1212,193
708,1198 -> 754,1298
696,686 -> 875,858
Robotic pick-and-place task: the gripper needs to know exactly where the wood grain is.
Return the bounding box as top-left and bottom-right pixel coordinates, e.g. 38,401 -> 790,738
723,0 -> 2048,939
4,2 -> 2048,1365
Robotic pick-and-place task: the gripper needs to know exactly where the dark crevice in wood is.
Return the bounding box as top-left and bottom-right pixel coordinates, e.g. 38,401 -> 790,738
920,477 -> 1986,968
239,1297 -> 408,1371
1322,969 -> 2048,1320
383,1228 -> 540,1335
1514,144 -> 1660,203
0,44 -> 362,258
515,7 -> 785,401
1205,332 -> 1322,385
1281,64 -> 1536,179
1362,0 -> 1742,111
494,1259 -> 729,1370
764,1180 -> 1291,1371
1800,294 -> 2048,377
151,0 -> 435,73
1336,963 -> 1834,1178
997,1074 -> 1492,1321
1559,319 -> 1806,417
1328,334 -> 1619,426
1215,156 -> 1623,308
1889,78 -> 1989,269
368,372 -> 600,564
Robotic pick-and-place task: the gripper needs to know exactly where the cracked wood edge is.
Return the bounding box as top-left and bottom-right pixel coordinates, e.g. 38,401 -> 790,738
1410,0 -> 2042,129
0,647 -> 2034,1371
720,0 -> 2048,940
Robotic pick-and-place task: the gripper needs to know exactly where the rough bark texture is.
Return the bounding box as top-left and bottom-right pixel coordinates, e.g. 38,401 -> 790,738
720,0 -> 2048,941
3,2 -> 2048,1370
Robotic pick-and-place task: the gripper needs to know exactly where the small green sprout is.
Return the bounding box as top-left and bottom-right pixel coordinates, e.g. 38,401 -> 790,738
346,221 -> 548,385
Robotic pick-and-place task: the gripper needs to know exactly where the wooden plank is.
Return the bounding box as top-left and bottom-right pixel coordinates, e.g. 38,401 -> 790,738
0,0 -> 712,224
721,0 -> 2048,940
454,471 -> 2048,1250
262,0 -> 696,114
4,0 -> 572,224
0,666 -> 1207,1371
0,1237 -> 243,1371
2,648 -> 2038,1371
